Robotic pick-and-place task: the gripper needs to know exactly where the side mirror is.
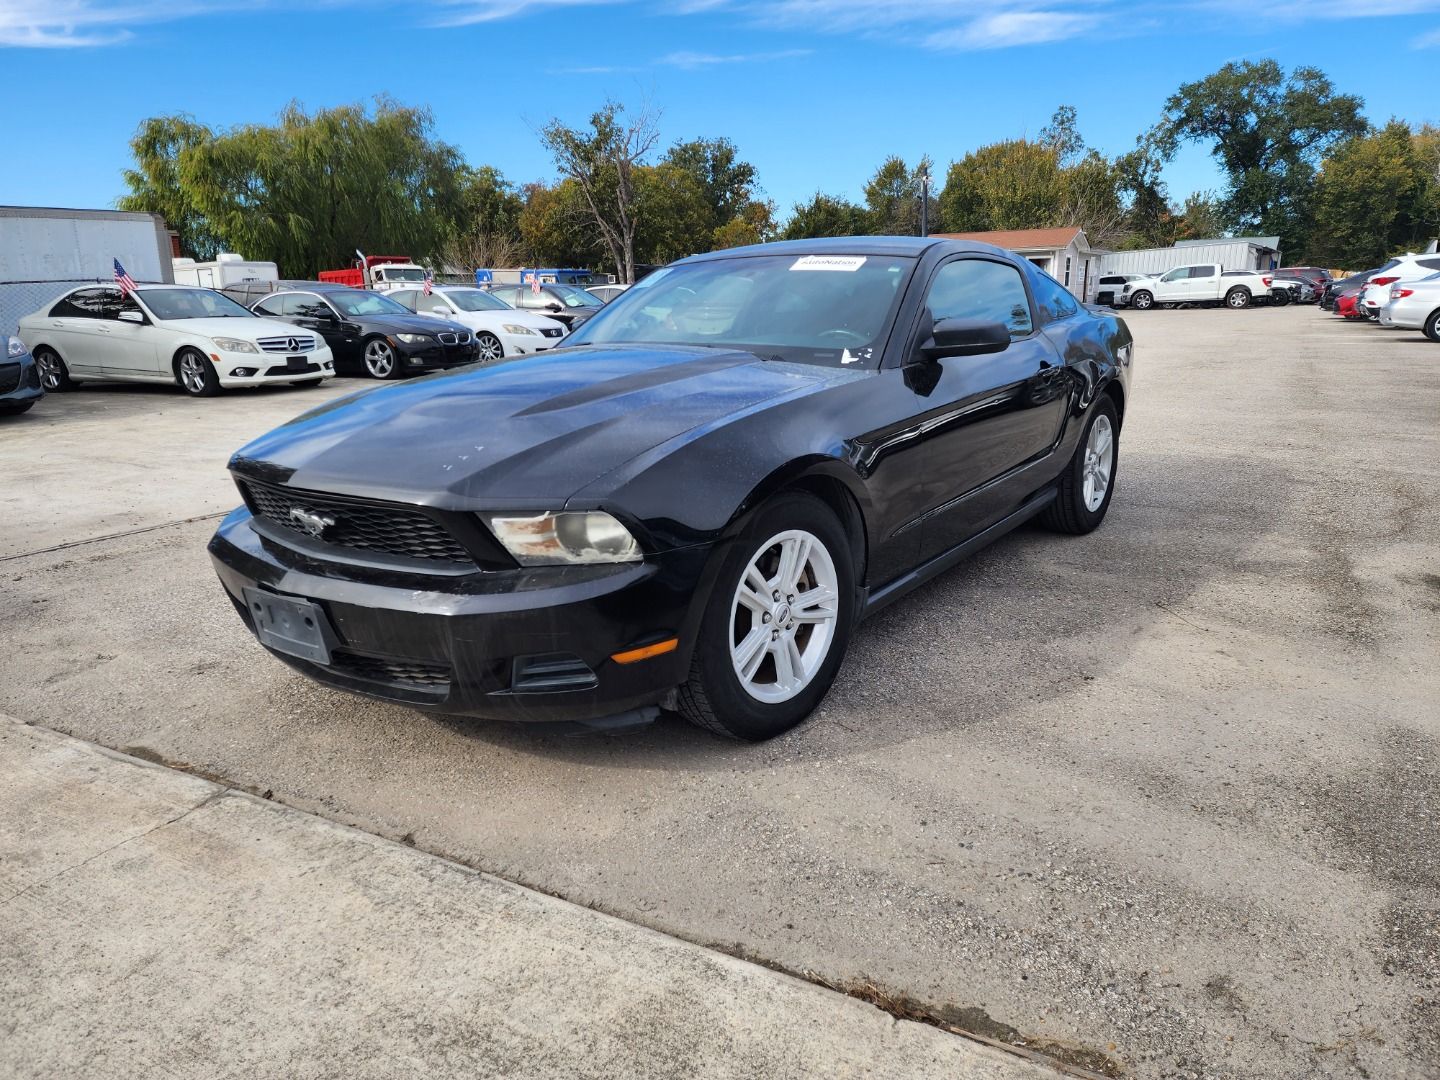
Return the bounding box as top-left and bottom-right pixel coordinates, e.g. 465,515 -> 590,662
918,318 -> 1011,362
546,302 -> 563,312
117,309 -> 144,324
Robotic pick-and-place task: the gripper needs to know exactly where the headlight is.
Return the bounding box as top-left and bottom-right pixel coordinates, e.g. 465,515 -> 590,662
211,337 -> 259,354
502,324 -> 538,336
482,511 -> 641,565
394,333 -> 432,344
6,336 -> 24,358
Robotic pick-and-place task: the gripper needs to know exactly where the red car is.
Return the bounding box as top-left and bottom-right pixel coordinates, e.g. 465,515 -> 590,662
1335,288 -> 1365,318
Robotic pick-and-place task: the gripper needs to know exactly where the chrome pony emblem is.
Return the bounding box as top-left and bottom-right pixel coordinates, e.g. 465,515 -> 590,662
288,507 -> 336,539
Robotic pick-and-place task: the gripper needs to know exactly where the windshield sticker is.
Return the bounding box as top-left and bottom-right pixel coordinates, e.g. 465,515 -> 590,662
840,347 -> 872,364
791,255 -> 867,272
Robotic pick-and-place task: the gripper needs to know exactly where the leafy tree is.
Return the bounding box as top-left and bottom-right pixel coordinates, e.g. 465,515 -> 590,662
518,180 -> 601,267
1114,135 -> 1174,248
1153,60 -> 1367,254
1039,105 -> 1085,166
863,155 -> 932,235
662,138 -> 757,229
541,101 -> 660,283
118,115 -> 221,260
634,162 -> 713,263
1309,121 -> 1440,266
937,140 -> 1065,233
780,193 -> 869,240
1172,192 -> 1229,242
712,200 -> 777,249
1057,151 -> 1127,248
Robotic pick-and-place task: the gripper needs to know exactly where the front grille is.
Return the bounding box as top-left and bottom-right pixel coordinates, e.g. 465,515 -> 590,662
240,479 -> 474,564
256,335 -> 317,354
540,327 -> 564,338
329,651 -> 451,692
437,331 -> 471,346
0,363 -> 19,394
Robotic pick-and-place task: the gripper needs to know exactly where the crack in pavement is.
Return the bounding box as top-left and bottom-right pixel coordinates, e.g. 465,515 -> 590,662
0,512 -> 228,564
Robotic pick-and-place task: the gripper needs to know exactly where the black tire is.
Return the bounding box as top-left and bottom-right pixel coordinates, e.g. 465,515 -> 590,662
0,400 -> 35,415
175,348 -> 221,397
1270,289 -> 1291,307
362,337 -> 403,380
1424,309 -> 1440,343
33,347 -> 77,392
677,492 -> 856,741
1225,287 -> 1252,310
476,332 -> 504,361
1040,395 -> 1119,536
1129,290 -> 1153,311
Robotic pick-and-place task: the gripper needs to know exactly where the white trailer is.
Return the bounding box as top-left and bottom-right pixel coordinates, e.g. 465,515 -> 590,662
0,205 -> 174,336
171,253 -> 278,290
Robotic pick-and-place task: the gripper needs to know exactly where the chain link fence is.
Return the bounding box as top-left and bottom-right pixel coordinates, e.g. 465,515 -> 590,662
0,278 -> 167,339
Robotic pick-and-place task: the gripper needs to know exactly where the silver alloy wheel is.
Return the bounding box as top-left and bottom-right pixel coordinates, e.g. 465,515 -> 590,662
364,339 -> 396,378
1082,414 -> 1114,512
1227,289 -> 1249,309
477,333 -> 504,361
1131,292 -> 1152,310
728,529 -> 839,704
36,351 -> 62,390
178,352 -> 209,394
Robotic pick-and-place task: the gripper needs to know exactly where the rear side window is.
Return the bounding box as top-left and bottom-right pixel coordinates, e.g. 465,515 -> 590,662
1187,265 -> 1217,278
1099,276 -> 1125,286
286,294 -> 333,319
924,258 -> 1034,337
1027,268 -> 1078,322
1418,257 -> 1440,271
52,288 -> 110,318
253,296 -> 285,316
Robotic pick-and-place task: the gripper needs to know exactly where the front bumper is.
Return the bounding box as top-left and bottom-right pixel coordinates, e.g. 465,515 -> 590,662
499,330 -> 562,356
1,350 -> 45,406
396,337 -> 479,370
216,345 -> 336,387
208,507 -> 714,721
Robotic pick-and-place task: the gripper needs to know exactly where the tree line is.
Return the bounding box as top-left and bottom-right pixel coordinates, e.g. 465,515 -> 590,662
120,62 -> 1440,282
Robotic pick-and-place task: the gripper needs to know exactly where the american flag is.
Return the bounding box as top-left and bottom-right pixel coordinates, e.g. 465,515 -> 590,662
113,258 -> 137,296
529,272 -> 542,296
423,269 -> 433,296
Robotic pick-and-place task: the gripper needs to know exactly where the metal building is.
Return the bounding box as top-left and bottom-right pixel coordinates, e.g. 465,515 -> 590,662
1096,237 -> 1281,278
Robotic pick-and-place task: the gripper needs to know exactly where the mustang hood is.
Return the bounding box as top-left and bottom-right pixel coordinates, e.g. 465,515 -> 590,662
231,345 -> 839,506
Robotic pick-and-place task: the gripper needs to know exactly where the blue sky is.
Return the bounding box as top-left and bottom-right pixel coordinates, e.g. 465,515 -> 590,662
2,0 -> 1439,223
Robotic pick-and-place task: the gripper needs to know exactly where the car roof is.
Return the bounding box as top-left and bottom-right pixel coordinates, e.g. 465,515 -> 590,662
677,236 -> 962,265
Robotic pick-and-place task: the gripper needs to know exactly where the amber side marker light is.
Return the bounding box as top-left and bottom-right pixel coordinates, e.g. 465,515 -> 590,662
611,638 -> 679,664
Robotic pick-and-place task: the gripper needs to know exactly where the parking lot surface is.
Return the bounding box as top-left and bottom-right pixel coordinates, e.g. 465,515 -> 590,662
2,307 -> 1437,1079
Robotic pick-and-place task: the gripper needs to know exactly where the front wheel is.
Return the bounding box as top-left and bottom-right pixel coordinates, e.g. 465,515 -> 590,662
1226,288 -> 1252,310
176,348 -> 220,397
678,493 -> 855,741
1040,396 -> 1119,535
1424,309 -> 1440,343
1129,290 -> 1153,311
363,338 -> 401,379
476,332 -> 504,361
1270,289 -> 1291,307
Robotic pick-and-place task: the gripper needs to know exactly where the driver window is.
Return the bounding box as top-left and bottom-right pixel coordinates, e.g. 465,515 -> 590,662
1160,268 -> 1184,282
924,259 -> 1033,338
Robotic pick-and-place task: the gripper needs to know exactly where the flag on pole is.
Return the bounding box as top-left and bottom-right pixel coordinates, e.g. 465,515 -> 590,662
423,269 -> 434,296
113,258 -> 137,296
529,272 -> 542,296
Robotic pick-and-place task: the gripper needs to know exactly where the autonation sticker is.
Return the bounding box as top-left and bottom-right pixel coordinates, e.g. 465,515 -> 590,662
790,255 -> 867,272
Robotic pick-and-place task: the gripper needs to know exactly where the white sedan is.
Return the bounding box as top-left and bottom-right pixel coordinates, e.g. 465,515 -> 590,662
19,284 -> 336,397
390,285 -> 568,361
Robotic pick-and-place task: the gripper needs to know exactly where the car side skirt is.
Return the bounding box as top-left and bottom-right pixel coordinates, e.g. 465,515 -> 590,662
858,486 -> 1058,620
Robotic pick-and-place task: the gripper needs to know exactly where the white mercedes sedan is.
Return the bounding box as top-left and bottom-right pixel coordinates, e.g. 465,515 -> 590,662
390,285 -> 568,361
18,284 -> 336,397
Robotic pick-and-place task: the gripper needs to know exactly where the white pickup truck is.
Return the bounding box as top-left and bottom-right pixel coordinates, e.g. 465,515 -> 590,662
1121,264 -> 1276,310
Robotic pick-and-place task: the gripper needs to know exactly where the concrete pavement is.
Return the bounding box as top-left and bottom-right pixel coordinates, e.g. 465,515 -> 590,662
0,715 -> 1057,1080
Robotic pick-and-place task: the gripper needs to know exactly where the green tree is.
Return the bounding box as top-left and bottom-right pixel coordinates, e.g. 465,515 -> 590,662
1114,135 -> 1174,248
780,193 -> 868,240
1172,192 -> 1229,242
541,101 -> 660,282
118,115 -> 220,260
661,138 -> 757,230
863,155 -> 932,235
1309,121 -> 1440,267
712,200 -> 777,249
1153,60 -> 1367,254
1039,105 -> 1085,166
937,140 -> 1065,233
175,98 -> 465,277
518,180 -> 601,267
634,162 -> 713,263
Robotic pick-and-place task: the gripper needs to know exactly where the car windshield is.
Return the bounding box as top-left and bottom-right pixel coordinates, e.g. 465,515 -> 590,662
326,290 -> 411,317
562,253 -> 915,367
380,268 -> 426,282
446,289 -> 510,312
551,285 -> 603,308
139,288 -> 254,320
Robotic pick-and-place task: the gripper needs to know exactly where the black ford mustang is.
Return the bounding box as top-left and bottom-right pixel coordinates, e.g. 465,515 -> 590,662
209,237 -> 1133,740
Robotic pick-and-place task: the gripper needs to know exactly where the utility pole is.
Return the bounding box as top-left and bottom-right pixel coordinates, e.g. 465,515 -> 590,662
917,162 -> 931,237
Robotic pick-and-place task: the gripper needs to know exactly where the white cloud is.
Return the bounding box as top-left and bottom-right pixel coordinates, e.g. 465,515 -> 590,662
0,0 -> 167,46
658,47 -> 810,67
1415,24 -> 1440,44
924,11 -> 1099,50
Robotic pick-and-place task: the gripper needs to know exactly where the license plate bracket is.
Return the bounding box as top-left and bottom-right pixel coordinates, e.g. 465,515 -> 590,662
286,355 -> 309,370
243,589 -> 335,665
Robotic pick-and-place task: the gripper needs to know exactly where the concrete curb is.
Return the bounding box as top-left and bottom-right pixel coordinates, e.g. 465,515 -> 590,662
0,715 -> 1060,1079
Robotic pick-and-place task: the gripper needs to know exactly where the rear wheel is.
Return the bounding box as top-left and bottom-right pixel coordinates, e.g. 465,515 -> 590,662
678,493 -> 855,741
175,348 -> 220,397
1040,396 -> 1119,535
1129,290 -> 1153,311
33,347 -> 76,391
1270,289 -> 1291,307
476,332 -> 504,361
1424,309 -> 1440,343
1226,288 -> 1252,309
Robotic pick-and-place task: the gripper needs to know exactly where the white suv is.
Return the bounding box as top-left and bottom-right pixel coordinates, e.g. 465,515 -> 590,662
19,284 -> 335,397
1122,265 -> 1274,310
1358,254 -> 1440,320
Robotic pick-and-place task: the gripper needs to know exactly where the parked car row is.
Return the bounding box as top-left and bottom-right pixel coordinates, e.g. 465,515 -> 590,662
1098,264 -> 1315,311
1322,253 -> 1440,341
